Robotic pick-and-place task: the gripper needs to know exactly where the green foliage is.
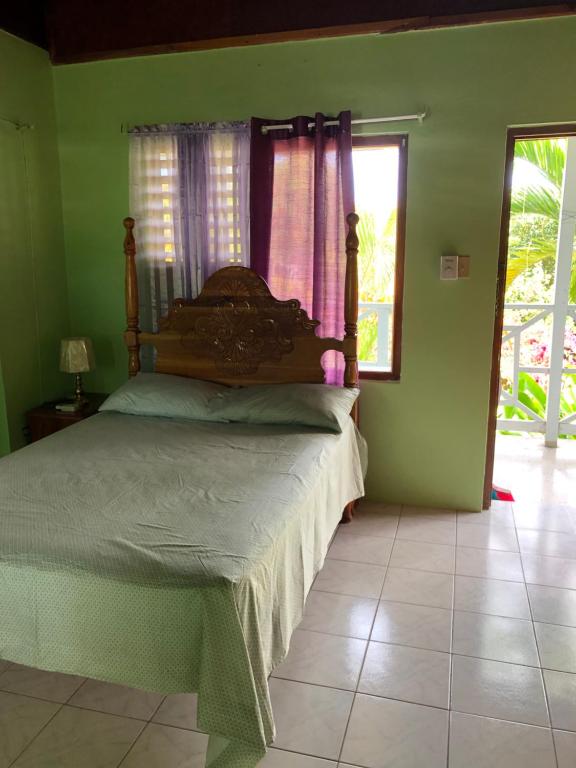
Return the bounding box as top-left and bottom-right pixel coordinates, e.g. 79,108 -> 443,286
561,374 -> 576,423
357,212 -> 396,304
357,211 -> 396,363
515,139 -> 566,188
510,183 -> 560,221
358,313 -> 378,363
507,137 -> 576,304
500,372 -> 576,439
506,139 -> 564,295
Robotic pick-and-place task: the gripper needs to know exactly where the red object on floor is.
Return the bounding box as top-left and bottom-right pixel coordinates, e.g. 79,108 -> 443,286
491,485 -> 515,501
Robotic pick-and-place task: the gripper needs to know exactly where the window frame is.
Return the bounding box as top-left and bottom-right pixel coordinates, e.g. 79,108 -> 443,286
352,133 -> 408,381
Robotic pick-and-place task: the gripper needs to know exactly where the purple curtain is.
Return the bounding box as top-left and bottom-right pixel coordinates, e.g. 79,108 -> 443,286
250,112 -> 355,385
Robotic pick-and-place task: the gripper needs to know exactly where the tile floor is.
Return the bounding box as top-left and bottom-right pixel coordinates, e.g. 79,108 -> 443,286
1,435 -> 575,767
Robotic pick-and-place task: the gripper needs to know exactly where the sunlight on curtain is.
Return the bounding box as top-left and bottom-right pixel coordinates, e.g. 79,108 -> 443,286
206,131 -> 250,274
251,112 -> 353,385
129,132 -> 183,334
129,124 -> 250,340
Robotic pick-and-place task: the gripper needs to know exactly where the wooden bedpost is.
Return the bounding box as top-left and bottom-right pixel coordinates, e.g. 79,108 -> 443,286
343,212 -> 359,390
123,217 -> 140,377
341,212 -> 360,524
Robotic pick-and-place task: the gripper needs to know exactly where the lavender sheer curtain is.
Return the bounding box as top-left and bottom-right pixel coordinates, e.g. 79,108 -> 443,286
129,122 -> 250,336
250,112 -> 354,384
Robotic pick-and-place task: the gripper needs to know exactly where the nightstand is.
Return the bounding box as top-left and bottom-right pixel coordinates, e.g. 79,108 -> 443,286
26,393 -> 108,443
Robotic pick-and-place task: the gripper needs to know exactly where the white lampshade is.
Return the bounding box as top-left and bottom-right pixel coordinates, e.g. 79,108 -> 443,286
59,337 -> 95,374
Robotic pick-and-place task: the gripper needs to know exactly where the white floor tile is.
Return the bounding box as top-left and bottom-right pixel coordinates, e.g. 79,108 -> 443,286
517,529 -> 576,559
448,711 -> 556,768
454,575 -> 530,619
313,560 -> 386,599
457,509 -> 515,528
554,729 -> 576,768
455,547 -> 524,582
544,669 -> 576,731
356,502 -> 401,517
0,691 -> 60,768
339,507 -> 399,538
269,679 -> 353,760
535,622 -> 576,673
372,601 -> 452,652
401,506 -> 456,522
389,540 -> 455,574
395,517 -> 456,545
120,723 -> 208,767
68,679 -> 164,720
451,655 -> 549,726
298,591 -> 378,639
341,693 -> 449,768
452,611 -> 539,666
527,584 -> 576,627
12,705 -> 144,768
272,630 -> 366,690
380,567 -> 454,609
514,507 -> 575,534
260,749 -> 337,767
523,554 -> 576,589
456,524 -> 519,552
328,532 -> 393,566
0,664 -> 84,704
358,642 -> 450,708
152,693 -> 199,731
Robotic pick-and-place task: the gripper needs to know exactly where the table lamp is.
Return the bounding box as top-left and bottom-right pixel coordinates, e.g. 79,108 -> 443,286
59,337 -> 95,404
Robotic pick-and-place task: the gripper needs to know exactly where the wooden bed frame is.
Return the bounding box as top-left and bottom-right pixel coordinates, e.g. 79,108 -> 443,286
122,213 -> 360,520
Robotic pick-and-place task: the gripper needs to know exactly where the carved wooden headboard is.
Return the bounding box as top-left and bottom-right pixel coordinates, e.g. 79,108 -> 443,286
123,213 -> 359,388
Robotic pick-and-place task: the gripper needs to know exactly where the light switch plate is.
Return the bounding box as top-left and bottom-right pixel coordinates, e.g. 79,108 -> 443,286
440,255 -> 458,280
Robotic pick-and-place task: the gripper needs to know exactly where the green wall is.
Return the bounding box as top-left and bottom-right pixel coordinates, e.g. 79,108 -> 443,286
0,30 -> 69,454
52,16 -> 576,510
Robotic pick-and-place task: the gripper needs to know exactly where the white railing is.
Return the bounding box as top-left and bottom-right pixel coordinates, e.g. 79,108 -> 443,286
497,302 -> 576,439
358,302 -> 393,371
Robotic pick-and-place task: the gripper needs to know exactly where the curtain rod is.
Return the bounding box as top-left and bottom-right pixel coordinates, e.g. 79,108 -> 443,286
0,115 -> 34,130
261,111 -> 428,134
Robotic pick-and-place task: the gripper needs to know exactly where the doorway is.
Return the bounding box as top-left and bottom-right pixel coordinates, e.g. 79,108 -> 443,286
484,126 -> 576,508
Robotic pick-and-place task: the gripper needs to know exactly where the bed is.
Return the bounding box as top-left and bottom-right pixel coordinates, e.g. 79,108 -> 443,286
0,214 -> 365,768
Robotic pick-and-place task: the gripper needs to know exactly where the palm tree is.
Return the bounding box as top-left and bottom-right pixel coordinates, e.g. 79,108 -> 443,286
507,138 -> 576,302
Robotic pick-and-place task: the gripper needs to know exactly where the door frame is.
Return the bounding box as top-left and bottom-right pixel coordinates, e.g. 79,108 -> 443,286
483,123 -> 576,509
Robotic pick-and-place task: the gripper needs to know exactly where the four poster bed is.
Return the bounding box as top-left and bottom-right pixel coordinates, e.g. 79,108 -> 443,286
0,214 -> 365,768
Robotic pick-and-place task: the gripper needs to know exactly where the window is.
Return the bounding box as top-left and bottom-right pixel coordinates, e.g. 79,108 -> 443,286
352,135 -> 407,379
131,125 -> 406,381
129,125 -> 250,332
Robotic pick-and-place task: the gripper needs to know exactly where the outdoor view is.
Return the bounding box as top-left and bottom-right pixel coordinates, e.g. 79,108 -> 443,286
352,144 -> 400,372
498,137 -> 576,440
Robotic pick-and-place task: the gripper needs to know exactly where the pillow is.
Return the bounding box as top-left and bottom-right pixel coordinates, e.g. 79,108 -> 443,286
209,383 -> 359,433
99,373 -> 229,422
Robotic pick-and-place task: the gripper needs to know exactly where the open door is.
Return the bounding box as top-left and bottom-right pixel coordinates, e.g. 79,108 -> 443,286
484,125 -> 576,508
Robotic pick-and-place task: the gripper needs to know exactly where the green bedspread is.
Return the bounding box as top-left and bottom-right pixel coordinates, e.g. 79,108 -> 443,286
0,412 -> 365,766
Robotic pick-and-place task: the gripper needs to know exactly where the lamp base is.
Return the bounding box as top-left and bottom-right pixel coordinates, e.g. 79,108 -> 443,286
73,373 -> 88,406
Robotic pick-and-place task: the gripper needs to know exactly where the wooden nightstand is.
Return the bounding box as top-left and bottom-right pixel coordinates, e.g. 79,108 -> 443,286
26,393 -> 108,443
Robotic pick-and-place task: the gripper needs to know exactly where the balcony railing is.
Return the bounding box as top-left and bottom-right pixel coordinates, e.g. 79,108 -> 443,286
358,301 -> 393,371
497,302 -> 576,440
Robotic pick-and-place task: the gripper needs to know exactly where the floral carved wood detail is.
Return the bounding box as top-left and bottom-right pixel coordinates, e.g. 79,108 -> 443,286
157,267 -> 322,376
191,305 -> 292,376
